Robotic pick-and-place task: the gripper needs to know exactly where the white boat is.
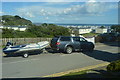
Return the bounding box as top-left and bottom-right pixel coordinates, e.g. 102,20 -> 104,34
3,41 -> 49,58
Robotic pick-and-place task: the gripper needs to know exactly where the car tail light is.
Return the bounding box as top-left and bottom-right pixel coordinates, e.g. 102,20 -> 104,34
56,42 -> 60,45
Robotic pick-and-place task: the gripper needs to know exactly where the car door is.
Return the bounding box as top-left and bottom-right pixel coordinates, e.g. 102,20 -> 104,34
79,37 -> 89,50
72,37 -> 81,51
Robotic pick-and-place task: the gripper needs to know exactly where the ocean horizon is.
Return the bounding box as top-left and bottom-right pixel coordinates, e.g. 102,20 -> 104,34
34,23 -> 117,27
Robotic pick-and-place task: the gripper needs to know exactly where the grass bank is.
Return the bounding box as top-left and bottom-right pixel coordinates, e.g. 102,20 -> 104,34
61,66 -> 120,78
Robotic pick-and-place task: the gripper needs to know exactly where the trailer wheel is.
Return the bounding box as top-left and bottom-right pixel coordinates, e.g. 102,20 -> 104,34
23,53 -> 29,58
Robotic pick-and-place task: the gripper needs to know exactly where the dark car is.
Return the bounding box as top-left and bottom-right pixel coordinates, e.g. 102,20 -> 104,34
50,36 -> 95,54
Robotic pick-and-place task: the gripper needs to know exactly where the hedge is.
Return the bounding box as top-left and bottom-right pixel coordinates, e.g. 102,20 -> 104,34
107,60 -> 120,72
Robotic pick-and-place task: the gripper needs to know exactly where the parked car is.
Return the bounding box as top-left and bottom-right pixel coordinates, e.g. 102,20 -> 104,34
50,36 -> 95,54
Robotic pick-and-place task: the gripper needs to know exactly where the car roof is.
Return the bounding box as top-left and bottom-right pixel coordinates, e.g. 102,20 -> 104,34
54,36 -> 83,38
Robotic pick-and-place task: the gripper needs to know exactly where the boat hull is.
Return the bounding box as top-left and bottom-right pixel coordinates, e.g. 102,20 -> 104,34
3,41 -> 49,54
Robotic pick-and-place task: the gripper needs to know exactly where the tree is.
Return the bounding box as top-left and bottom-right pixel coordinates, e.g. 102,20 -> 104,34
2,28 -> 14,38
14,15 -> 21,19
111,25 -> 120,33
100,26 -> 105,29
26,23 -> 70,38
1,15 -> 32,26
1,15 -> 71,38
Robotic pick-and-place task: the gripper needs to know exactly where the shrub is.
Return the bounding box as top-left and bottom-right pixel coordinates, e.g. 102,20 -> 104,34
95,33 -> 118,43
95,35 -> 103,43
107,60 -> 120,72
116,36 -> 120,42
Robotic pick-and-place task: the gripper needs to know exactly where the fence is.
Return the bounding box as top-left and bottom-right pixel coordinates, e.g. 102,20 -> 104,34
1,37 -> 96,46
1,38 -> 52,46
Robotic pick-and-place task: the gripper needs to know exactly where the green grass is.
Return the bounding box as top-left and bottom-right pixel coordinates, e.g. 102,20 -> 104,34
62,70 -> 90,78
82,33 -> 99,37
63,70 -> 88,76
2,45 -> 5,48
61,68 -> 120,78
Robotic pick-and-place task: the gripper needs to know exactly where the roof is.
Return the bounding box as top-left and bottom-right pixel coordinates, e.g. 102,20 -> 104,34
2,26 -> 28,28
76,27 -> 91,29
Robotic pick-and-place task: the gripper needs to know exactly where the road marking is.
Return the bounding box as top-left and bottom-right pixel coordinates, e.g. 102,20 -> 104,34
2,58 -> 40,64
42,62 -> 110,77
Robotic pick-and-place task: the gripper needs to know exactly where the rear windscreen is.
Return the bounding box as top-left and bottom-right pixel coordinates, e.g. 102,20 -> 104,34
51,37 -> 59,43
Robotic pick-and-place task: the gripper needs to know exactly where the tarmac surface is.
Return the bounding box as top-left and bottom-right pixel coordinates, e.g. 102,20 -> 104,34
2,42 -> 120,79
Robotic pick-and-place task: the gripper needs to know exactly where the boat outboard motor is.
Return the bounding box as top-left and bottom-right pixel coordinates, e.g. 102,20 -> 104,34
5,42 -> 13,47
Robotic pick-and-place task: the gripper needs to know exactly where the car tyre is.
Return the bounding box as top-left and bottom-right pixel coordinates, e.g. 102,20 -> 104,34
66,46 -> 72,54
23,53 -> 29,58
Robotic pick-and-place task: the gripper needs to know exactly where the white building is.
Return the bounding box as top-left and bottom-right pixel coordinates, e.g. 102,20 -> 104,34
0,26 -> 4,29
95,28 -> 108,33
18,27 -> 27,31
8,27 -> 19,30
74,27 -> 92,34
0,26 -> 27,31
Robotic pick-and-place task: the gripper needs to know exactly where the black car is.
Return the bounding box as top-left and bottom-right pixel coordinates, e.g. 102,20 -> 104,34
50,36 -> 95,54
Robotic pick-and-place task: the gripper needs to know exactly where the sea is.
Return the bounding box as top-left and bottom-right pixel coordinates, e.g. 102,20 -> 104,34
56,23 -> 114,27
34,23 -> 117,28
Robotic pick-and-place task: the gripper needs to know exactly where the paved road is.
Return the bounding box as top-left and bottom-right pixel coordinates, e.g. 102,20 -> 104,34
2,42 -> 120,78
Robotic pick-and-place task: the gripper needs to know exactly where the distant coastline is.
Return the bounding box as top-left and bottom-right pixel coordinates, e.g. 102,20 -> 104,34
34,23 -> 117,27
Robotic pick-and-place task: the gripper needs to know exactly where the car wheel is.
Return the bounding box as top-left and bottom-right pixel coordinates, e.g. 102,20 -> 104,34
66,46 -> 72,54
23,53 -> 29,58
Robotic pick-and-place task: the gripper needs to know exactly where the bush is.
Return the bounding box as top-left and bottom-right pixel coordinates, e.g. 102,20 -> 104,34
95,35 -> 103,43
107,60 -> 120,72
116,35 -> 120,42
95,33 -> 118,43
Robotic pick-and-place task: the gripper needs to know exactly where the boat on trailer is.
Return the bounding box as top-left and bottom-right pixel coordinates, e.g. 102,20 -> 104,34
3,41 -> 49,58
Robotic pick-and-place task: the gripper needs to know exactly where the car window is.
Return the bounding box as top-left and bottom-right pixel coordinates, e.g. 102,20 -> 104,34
51,37 -> 58,42
73,37 -> 80,42
80,38 -> 87,42
60,37 -> 71,41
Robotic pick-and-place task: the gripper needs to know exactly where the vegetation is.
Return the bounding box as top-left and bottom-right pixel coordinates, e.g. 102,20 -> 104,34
1,15 -> 70,38
107,59 -> 120,72
100,26 -> 105,28
26,24 -> 70,38
62,70 -> 89,78
61,65 -> 120,78
81,33 -> 99,37
2,24 -> 70,38
1,15 -> 33,26
111,25 -> 120,33
62,60 -> 120,78
2,28 -> 36,38
95,32 -> 119,43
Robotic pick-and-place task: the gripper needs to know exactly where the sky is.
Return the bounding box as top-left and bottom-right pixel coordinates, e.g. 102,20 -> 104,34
1,0 -> 119,24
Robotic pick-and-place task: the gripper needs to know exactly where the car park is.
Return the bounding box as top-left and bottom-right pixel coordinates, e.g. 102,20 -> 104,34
50,36 -> 95,54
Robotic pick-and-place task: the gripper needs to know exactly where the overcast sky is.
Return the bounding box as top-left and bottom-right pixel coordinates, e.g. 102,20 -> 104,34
1,0 -> 119,24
